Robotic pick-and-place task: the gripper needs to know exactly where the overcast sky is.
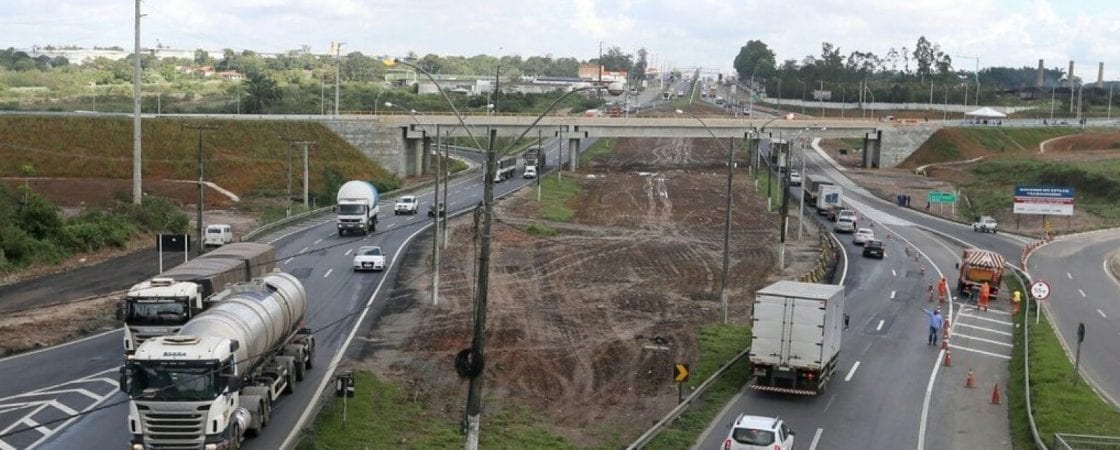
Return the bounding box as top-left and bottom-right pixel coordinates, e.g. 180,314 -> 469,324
4,0 -> 1119,79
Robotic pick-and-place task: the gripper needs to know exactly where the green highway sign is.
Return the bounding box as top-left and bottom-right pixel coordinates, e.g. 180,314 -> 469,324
927,191 -> 957,203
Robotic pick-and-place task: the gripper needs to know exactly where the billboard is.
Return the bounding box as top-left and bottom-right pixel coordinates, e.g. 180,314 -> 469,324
1013,186 -> 1074,216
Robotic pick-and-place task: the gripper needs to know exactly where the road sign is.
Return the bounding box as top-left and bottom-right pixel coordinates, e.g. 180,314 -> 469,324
1013,185 -> 1074,216
927,191 -> 957,204
1030,281 -> 1051,300
674,363 -> 690,383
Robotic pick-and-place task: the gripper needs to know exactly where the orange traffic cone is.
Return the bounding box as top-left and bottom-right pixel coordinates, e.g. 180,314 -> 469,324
942,336 -> 950,350
991,384 -> 1001,405
943,350 -> 952,367
965,369 -> 975,388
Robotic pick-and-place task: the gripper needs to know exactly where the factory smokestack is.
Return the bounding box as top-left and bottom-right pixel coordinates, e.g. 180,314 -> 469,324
1037,59 -> 1044,87
1098,62 -> 1104,87
1069,61 -> 1075,91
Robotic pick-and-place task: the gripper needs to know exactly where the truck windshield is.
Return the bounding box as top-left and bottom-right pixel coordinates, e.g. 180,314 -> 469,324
127,298 -> 189,325
129,361 -> 220,401
337,204 -> 367,215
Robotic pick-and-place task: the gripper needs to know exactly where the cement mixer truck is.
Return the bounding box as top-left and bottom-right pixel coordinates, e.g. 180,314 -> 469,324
336,180 -> 379,236
120,271 -> 315,450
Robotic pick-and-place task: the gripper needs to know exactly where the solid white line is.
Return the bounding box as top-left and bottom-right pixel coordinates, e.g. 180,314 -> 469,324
1067,272 -> 1073,279
1105,258 -> 1120,288
314,238 -> 323,244
954,322 -> 1012,336
323,268 -> 333,278
844,361 -> 861,382
808,428 -> 824,450
890,290 -> 896,299
1078,288 -> 1087,297
1099,309 -> 1108,319
284,257 -> 294,265
957,313 -> 1013,326
953,332 -> 1013,347
0,438 -> 17,450
917,348 -> 945,450
344,249 -> 353,256
891,269 -> 897,277
876,320 -> 884,331
949,344 -> 1012,359
48,400 -> 78,416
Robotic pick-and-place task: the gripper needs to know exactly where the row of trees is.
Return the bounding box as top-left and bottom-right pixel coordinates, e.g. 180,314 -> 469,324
1,48 -> 70,71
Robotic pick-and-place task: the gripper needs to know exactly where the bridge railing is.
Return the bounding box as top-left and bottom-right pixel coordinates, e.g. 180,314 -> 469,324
1053,434 -> 1120,450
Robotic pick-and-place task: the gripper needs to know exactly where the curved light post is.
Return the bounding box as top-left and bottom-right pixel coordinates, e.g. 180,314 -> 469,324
676,108 -> 737,325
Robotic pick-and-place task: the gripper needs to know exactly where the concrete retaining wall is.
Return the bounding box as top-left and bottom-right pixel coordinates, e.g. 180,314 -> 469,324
321,119 -> 408,176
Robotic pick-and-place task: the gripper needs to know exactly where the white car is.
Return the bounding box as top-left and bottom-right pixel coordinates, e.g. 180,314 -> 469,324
723,414 -> 794,450
834,216 -> 856,233
203,224 -> 233,247
972,216 -> 998,233
394,195 -> 419,215
523,165 -> 537,179
352,246 -> 386,272
836,209 -> 857,224
788,170 -> 802,186
853,228 -> 875,245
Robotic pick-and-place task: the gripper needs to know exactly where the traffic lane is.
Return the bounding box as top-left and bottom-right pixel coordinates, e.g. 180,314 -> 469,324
0,331 -> 121,398
1029,231 -> 1120,406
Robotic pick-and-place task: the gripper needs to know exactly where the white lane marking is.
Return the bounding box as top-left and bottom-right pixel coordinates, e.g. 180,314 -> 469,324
955,322 -> 1012,336
1099,309 -> 1108,319
949,344 -> 1012,359
844,361 -> 861,382
953,332 -> 1013,347
325,231 -> 334,237
1078,288 -> 1087,297
876,320 -> 885,331
323,268 -> 333,278
314,238 -> 323,244
891,269 -> 897,277
1067,272 -> 1073,279
809,428 -> 824,450
918,350 -> 946,450
344,249 -> 353,256
284,257 -> 294,265
957,313 -> 1013,326
299,246 -> 308,254
386,223 -> 395,229
890,290 -> 896,299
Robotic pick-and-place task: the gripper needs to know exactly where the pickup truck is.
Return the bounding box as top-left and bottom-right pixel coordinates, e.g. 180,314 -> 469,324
972,216 -> 997,233
394,195 -> 419,215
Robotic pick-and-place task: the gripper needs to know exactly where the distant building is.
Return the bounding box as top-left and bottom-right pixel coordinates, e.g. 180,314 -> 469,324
578,64 -> 627,83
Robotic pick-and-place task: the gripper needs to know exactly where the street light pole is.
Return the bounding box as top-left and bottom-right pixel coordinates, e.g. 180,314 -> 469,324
132,0 -> 143,205
334,42 -> 345,116
184,124 -> 217,254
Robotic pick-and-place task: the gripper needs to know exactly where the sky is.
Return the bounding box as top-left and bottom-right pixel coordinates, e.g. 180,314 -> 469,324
3,0 -> 1120,80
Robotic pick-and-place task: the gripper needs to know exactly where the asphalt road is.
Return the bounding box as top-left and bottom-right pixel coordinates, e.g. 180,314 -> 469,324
1026,229 -> 1120,407
0,139 -> 589,449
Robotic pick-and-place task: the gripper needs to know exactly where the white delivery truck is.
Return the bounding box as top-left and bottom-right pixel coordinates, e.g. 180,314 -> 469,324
749,280 -> 844,395
816,184 -> 843,213
121,272 -> 314,450
336,180 -> 379,236
121,243 -> 275,353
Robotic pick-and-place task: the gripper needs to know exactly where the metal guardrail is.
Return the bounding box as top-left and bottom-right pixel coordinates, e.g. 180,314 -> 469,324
626,348 -> 750,449
1054,434 -> 1120,450
1008,266 -> 1049,450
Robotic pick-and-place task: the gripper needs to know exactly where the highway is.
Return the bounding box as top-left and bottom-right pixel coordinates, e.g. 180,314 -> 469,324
0,138 -> 589,449
1026,229 -> 1120,407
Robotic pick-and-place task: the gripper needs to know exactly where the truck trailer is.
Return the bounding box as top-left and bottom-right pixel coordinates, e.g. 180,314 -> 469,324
956,248 -> 1005,297
121,271 -> 315,450
816,184 -> 843,213
749,280 -> 845,395
122,243 -> 276,353
336,180 -> 379,236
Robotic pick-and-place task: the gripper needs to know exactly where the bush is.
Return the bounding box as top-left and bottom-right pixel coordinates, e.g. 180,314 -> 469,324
0,225 -> 35,264
126,196 -> 189,233
16,191 -> 63,240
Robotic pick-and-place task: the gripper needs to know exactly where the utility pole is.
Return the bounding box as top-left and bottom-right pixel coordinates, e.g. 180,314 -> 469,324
443,129 -> 451,250
598,41 -> 603,95
286,142 -> 293,217
433,124 -> 441,306
184,124 -> 217,254
334,42 -> 345,116
718,136 -> 734,324
819,80 -> 824,117
236,81 -> 241,114
464,129 -> 498,450
797,138 -> 807,240
285,140 -> 316,207
132,0 -> 143,205
778,140 -> 792,269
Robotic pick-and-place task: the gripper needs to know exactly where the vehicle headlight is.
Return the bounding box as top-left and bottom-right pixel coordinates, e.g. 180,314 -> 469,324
132,445 -> 144,450
205,444 -> 218,450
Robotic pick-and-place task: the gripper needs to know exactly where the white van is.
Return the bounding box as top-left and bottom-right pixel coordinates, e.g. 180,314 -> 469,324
523,165 -> 537,179
203,224 -> 234,247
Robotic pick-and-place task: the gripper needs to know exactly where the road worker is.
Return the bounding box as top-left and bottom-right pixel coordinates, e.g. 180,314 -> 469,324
978,282 -> 991,311
938,277 -> 948,302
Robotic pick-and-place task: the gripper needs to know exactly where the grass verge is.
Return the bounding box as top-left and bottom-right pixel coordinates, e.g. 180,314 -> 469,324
579,137 -> 617,164
643,323 -> 751,450
538,176 -> 581,222
525,223 -> 558,236
1006,274 -> 1120,449
296,372 -> 572,449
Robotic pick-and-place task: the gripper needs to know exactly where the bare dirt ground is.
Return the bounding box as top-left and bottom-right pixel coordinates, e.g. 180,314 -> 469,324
350,108 -> 820,446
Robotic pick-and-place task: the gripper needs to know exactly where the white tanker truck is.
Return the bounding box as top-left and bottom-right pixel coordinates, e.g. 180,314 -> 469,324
120,271 -> 314,450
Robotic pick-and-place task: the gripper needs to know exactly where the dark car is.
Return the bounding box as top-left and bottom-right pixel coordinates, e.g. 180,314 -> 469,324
862,240 -> 885,259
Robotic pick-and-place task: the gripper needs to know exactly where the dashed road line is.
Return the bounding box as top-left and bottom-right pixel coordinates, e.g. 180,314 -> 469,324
809,428 -> 824,450
876,320 -> 885,331
284,257 -> 294,265
890,290 -> 896,299
949,344 -> 1012,360
953,333 -> 1013,347
323,268 -> 333,278
299,246 -> 309,254
1078,289 -> 1087,297
891,269 -> 897,277
845,361 -> 861,381
314,238 -> 323,244
1067,272 -> 1073,279
954,322 -> 1012,336
1099,309 -> 1108,319
344,249 -> 353,256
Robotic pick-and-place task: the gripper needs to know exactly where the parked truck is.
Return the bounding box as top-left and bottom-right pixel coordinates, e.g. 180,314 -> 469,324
336,180 -> 379,236
749,280 -> 845,395
120,271 -> 315,450
956,248 -> 1005,297
816,184 -> 843,213
121,242 -> 276,353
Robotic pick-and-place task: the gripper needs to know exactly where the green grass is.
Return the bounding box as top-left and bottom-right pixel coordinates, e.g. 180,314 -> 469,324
963,158 -> 1120,221
579,137 -> 616,164
524,223 -> 558,236
644,324 -> 751,449
757,169 -> 782,207
907,127 -> 1080,167
1006,274 -> 1120,449
538,176 -> 581,222
296,372 -> 573,449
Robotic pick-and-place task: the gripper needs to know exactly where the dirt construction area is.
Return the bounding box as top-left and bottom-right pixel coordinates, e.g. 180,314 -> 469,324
352,122 -> 821,445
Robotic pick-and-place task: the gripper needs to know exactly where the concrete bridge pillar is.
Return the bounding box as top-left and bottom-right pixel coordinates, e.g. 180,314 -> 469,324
422,136 -> 433,175
568,137 -> 581,170
403,136 -> 421,177
862,130 -> 882,169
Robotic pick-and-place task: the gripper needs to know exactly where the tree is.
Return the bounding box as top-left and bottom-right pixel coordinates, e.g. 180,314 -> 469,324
597,46 -> 633,73
733,40 -> 776,81
243,72 -> 281,113
633,48 -> 649,80
193,49 -> 212,66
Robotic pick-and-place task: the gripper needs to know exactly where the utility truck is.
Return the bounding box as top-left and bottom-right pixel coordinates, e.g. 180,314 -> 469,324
336,180 -> 379,236
749,280 -> 845,395
803,175 -> 835,207
816,184 -> 843,214
495,155 -> 518,182
956,248 -> 1005,297
122,243 -> 275,353
121,271 -> 314,450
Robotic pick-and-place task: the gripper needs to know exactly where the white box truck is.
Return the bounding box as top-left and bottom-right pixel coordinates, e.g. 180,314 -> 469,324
816,184 -> 843,213
749,280 -> 844,395
336,180 -> 379,236
120,272 -> 315,450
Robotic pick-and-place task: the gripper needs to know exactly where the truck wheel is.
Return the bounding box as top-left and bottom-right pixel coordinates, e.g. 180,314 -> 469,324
338,230 -> 344,237
294,356 -> 306,381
